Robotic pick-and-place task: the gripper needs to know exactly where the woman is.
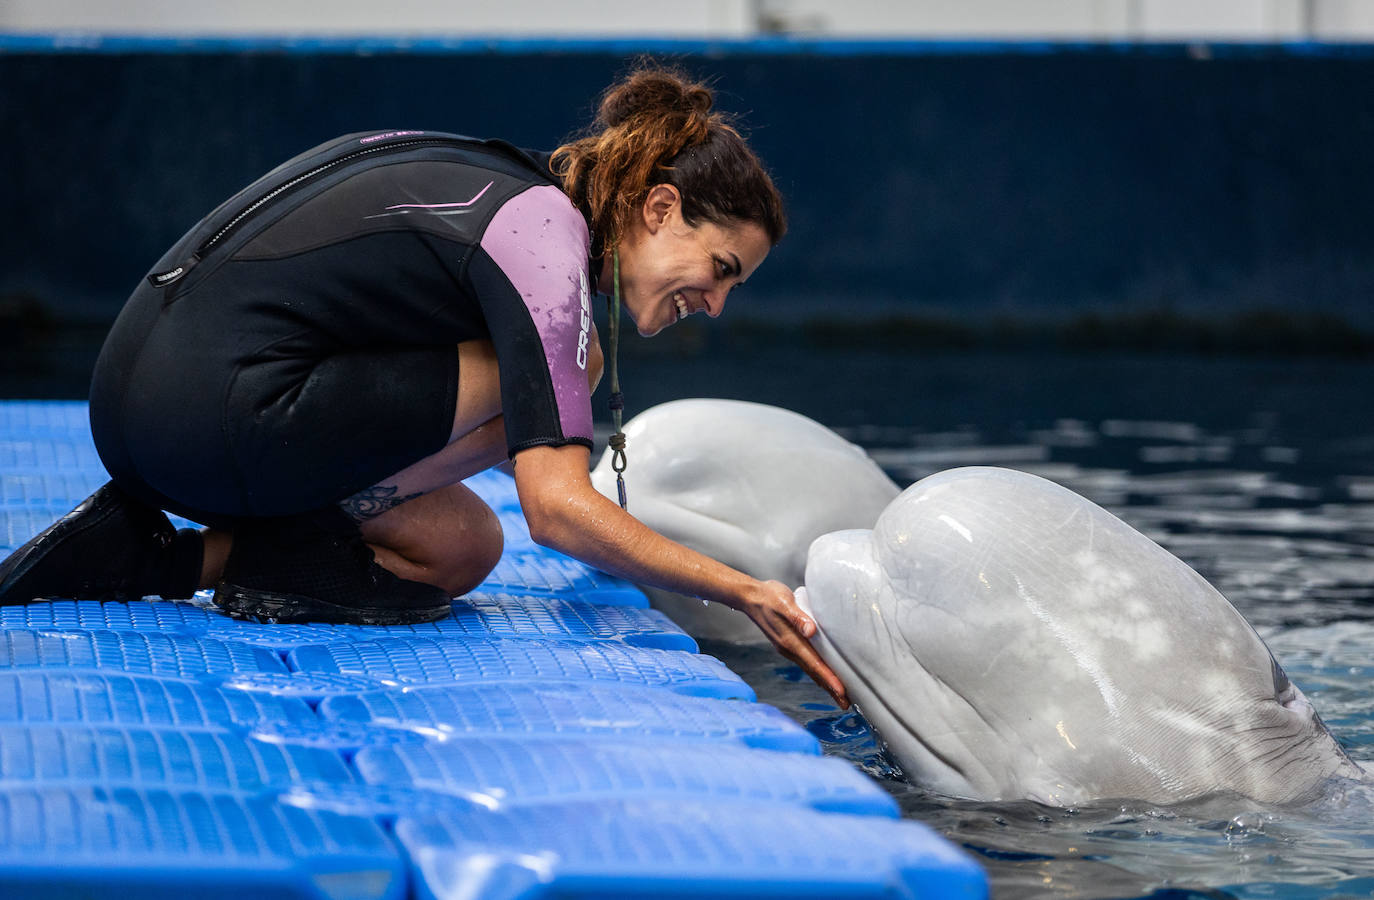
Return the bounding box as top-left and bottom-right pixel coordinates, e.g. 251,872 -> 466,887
0,66 -> 848,708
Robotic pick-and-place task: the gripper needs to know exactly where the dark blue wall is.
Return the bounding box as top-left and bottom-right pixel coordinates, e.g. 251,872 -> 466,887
4,39 -> 1374,329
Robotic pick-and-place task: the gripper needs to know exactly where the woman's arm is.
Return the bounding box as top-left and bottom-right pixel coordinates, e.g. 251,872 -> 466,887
512,443 -> 850,708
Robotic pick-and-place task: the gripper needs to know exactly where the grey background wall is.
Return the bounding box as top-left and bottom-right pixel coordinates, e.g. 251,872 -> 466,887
2,41 -> 1373,350
8,0 -> 1374,40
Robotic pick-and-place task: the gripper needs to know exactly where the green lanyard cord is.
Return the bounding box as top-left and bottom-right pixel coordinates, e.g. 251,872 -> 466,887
607,249 -> 629,509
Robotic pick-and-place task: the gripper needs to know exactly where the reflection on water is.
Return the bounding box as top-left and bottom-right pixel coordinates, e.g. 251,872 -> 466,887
701,361 -> 1374,900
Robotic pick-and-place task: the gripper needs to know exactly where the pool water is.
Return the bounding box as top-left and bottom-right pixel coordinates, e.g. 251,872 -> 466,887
678,351 -> 1374,899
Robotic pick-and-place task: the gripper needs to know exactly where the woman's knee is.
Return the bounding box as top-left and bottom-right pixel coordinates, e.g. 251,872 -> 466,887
360,483 -> 504,596
432,500 -> 503,595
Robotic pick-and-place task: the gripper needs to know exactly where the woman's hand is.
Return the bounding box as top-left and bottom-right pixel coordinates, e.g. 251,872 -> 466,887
738,579 -> 850,710
513,443 -> 850,709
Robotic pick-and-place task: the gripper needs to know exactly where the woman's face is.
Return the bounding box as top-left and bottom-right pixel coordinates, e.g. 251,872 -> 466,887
611,185 -> 772,337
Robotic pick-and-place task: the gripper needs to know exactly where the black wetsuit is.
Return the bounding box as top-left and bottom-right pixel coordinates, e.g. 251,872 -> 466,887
90,130 -> 597,527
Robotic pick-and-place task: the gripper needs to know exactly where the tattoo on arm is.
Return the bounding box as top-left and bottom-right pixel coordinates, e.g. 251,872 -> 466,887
339,484 -> 423,522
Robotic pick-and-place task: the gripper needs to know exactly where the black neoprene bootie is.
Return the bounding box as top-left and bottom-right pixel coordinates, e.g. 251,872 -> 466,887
212,506 -> 452,625
0,482 -> 204,604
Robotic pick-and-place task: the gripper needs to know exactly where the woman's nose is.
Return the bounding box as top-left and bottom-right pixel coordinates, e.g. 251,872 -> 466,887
704,288 -> 728,317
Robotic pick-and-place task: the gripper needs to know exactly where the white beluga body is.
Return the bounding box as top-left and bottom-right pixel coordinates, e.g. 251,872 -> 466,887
797,466 -> 1366,806
591,399 -> 899,641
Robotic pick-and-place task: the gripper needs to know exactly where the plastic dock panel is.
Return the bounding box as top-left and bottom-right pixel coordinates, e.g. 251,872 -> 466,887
476,550 -> 649,606
0,724 -> 356,792
492,507 -> 538,550
0,400 -> 91,434
395,798 -> 987,900
0,786 -> 406,900
0,629 -> 288,678
447,593 -> 697,651
1,470 -> 109,506
0,595 -> 696,652
0,401 -> 988,900
288,636 -> 754,699
354,738 -> 899,817
0,670 -> 318,728
461,468 -> 521,512
0,598 -> 225,633
319,681 -> 819,752
0,437 -> 101,473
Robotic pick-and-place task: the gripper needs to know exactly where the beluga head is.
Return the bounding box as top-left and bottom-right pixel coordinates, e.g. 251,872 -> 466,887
591,399 -> 899,641
797,466 -> 1365,807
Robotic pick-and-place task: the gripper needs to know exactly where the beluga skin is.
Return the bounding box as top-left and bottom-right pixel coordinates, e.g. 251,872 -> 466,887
591,399 -> 900,641
796,466 -> 1367,807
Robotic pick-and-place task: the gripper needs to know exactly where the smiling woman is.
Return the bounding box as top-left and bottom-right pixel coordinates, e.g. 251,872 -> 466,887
551,68 -> 785,336
0,64 -> 846,707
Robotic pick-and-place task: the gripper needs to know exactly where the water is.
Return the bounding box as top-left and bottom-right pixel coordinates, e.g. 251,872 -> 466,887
626,348 -> 1374,899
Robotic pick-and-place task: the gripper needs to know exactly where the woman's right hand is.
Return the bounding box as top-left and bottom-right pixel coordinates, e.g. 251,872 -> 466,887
738,579 -> 850,709
513,444 -> 850,709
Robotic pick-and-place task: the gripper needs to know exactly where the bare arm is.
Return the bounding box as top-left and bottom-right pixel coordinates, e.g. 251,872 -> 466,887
512,443 -> 850,708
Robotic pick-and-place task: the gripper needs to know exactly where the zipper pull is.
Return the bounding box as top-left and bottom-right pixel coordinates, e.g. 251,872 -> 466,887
147,254 -> 199,288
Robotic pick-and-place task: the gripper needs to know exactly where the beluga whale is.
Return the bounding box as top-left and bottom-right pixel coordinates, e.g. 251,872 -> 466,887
796,466 -> 1367,807
590,399 -> 899,642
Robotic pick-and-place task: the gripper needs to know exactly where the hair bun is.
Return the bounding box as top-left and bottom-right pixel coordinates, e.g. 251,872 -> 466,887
599,67 -> 715,129
550,61 -> 784,252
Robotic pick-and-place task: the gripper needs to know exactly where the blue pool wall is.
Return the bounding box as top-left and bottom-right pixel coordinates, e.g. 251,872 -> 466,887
3,36 -> 1374,327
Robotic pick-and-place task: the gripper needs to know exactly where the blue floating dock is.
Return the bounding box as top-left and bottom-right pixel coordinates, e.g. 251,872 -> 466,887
0,400 -> 987,899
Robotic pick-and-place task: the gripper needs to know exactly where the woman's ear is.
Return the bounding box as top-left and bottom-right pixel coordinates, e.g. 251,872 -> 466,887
640,184 -> 682,234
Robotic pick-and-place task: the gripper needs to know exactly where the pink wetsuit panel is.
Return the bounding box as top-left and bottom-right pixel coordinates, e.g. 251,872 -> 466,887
479,184 -> 594,446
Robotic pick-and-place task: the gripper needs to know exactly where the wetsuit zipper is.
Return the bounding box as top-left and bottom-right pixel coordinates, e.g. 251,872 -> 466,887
148,136 -> 482,288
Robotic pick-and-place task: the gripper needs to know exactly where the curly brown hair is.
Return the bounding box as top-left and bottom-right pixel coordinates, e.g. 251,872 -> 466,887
551,65 -> 787,255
